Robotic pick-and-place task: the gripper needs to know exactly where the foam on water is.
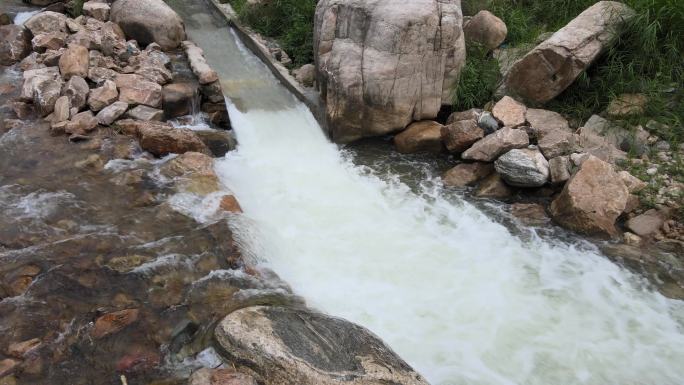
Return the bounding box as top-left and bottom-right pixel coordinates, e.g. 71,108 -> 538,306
213,102 -> 684,385
14,10 -> 39,25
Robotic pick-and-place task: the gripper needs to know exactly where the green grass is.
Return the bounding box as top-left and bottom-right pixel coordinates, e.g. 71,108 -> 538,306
451,45 -> 501,110
458,0 -> 683,143
68,0 -> 85,17
220,0 -> 317,67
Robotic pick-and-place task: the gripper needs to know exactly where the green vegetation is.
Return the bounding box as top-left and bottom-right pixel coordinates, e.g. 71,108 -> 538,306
458,0 -> 683,146
451,45 -> 501,110
68,0 -> 85,17
220,0 -> 317,67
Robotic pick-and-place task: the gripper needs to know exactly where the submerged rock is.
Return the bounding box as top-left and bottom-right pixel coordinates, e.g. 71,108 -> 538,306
314,0 -> 465,142
475,173 -> 513,198
505,1 -> 635,103
394,121 -> 444,154
111,0 -> 187,50
116,119 -> 210,157
189,368 -> 257,385
550,155 -> 628,237
215,306 -> 429,385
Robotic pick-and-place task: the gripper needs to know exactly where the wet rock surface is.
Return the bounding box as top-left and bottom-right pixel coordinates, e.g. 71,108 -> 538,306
215,306 -> 430,385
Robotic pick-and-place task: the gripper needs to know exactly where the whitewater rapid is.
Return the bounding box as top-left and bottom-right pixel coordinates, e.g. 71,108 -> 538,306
214,101 -> 684,385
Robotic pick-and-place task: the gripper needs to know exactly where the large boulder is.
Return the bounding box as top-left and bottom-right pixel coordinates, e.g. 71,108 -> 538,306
462,127 -> 529,162
110,0 -> 187,50
215,306 -> 429,385
314,0 -> 466,143
549,155 -> 629,237
163,82 -> 197,118
0,25 -> 32,66
494,148 -> 549,187
492,96 -> 527,127
394,121 -> 444,154
505,1 -> 635,104
88,79 -> 119,112
83,2 -> 111,22
115,119 -> 210,156
463,10 -> 507,50
441,119 -> 484,153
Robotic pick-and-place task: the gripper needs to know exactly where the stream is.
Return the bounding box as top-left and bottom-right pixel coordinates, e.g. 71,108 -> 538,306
1,0 -> 684,384
169,1 -> 684,384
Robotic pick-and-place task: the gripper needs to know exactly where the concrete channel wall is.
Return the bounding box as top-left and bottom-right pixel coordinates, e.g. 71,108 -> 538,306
205,0 -> 327,132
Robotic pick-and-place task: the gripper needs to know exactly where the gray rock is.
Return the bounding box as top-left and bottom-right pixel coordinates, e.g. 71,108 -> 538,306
215,306 -> 429,385
293,64 -> 315,87
477,111 -> 499,134
96,101 -> 129,125
626,209 -> 666,237
495,148 -> 549,187
63,76 -> 89,111
463,10 -> 507,50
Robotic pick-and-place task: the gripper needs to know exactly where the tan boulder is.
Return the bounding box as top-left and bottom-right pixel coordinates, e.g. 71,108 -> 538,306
492,96 -> 526,127
88,79 -> 119,112
66,110 -> 98,135
293,63 -> 315,87
20,66 -> 61,101
538,129 -> 577,159
58,44 -> 89,79
550,155 -> 629,237
91,309 -> 140,339
626,209 -> 666,237
6,338 -> 42,359
116,74 -> 163,107
110,0 -> 187,50
33,78 -> 63,116
618,170 -> 647,193
0,25 -> 32,66
510,203 -> 549,226
462,127 -> 529,162
314,0 -> 466,142
88,66 -> 118,84
31,32 -> 67,52
525,108 -> 570,134
442,162 -> 494,188
219,195 -> 243,214
441,119 -> 484,153
394,121 -> 444,154
505,1 -> 635,103
161,151 -> 215,177
163,82 -> 197,118
463,10 -> 507,50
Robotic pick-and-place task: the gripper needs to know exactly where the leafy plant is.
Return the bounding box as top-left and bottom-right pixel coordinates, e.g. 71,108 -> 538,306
451,45 -> 501,110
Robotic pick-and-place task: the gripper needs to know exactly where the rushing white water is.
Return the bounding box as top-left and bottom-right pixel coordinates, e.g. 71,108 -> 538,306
214,101 -> 684,384
13,10 -> 39,25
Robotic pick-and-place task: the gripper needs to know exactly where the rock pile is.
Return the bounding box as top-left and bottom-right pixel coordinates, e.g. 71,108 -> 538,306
2,0 -> 229,156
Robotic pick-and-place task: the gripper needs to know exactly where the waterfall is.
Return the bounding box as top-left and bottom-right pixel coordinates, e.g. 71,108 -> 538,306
166,1 -> 684,384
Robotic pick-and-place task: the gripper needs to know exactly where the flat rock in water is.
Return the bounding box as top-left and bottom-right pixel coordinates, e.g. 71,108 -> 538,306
215,306 -> 429,385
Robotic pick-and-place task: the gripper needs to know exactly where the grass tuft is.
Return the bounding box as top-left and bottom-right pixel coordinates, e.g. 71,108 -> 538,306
221,0 -> 317,67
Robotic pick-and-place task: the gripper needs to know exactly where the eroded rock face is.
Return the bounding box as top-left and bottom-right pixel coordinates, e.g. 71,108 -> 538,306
550,155 -> 629,237
0,25 -> 32,66
494,148 -> 549,187
505,1 -> 634,104
111,0 -> 187,50
215,306 -> 429,385
462,127 -> 529,162
394,121 -> 444,154
314,0 -> 466,143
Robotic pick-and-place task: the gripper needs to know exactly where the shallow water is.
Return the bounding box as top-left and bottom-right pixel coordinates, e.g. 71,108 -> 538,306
162,1 -> 684,384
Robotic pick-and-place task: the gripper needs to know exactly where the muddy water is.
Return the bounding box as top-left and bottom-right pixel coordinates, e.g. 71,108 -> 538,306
0,51 -> 294,385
